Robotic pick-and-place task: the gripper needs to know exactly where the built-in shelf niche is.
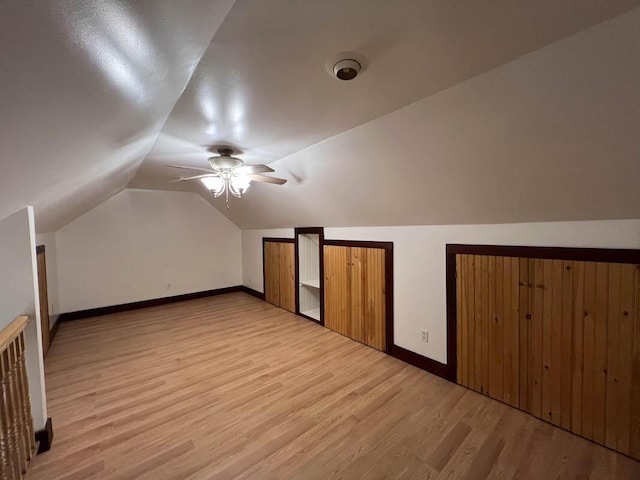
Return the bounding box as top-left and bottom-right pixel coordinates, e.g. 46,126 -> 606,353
295,227 -> 324,323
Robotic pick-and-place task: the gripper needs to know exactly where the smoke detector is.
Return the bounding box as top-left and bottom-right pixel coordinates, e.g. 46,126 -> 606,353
326,52 -> 368,81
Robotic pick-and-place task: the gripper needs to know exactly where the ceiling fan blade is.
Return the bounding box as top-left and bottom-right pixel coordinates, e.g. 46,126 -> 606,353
168,173 -> 217,183
236,164 -> 275,174
167,164 -> 213,174
250,174 -> 287,185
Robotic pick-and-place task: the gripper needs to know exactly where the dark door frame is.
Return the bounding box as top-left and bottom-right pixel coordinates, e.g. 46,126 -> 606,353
295,227 -> 325,325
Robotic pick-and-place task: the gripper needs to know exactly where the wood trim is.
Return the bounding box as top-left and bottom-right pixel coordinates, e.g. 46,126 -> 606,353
262,237 -> 295,243
241,286 -> 265,301
389,344 -> 455,382
294,227 -> 325,326
445,243 -> 640,388
324,239 -> 394,250
35,417 -> 53,454
445,248 -> 458,382
49,316 -> 61,344
58,286 -> 244,322
447,244 -> 640,264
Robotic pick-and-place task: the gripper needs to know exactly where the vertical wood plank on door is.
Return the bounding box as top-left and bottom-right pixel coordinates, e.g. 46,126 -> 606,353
350,248 -> 365,343
530,258 -> 544,418
503,257 -> 519,407
571,261 -> 585,435
614,264 -> 635,455
467,255 -> 476,391
631,265 -> 640,459
560,260 -> 574,431
278,243 -> 296,313
541,260 -> 554,423
582,262 -> 597,440
264,242 -> 281,306
489,256 -> 503,401
549,260 -> 564,426
518,258 -> 531,412
481,256 -> 490,395
593,262 -> 609,445
363,248 -> 385,351
474,256 -> 483,392
324,246 -> 350,337
605,263 -> 621,450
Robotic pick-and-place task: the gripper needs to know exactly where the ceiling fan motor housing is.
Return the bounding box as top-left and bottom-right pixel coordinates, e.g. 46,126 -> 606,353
209,155 -> 243,170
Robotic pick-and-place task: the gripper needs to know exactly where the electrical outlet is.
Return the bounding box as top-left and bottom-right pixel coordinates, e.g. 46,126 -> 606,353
421,329 -> 429,343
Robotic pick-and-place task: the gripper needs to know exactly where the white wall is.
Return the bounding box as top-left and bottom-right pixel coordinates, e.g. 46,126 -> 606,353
241,228 -> 294,293
0,207 -> 48,429
35,232 -> 60,322
242,219 -> 640,364
56,188 -> 242,313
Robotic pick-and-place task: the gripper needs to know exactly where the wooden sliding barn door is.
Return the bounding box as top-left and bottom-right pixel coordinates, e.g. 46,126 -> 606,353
324,245 -> 386,351
455,253 -> 640,459
263,240 -> 295,312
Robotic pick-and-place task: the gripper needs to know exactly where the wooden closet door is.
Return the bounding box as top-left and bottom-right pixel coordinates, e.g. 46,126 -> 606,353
456,253 -> 640,459
36,247 -> 50,356
324,245 -> 386,351
278,242 -> 295,312
323,245 -> 350,337
264,241 -> 281,306
359,247 -> 386,351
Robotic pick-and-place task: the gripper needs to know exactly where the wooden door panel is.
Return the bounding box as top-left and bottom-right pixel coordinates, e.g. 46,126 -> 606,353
456,253 -> 640,459
264,241 -> 281,306
503,256 -> 519,408
36,248 -> 50,356
349,248 -> 365,343
362,247 -> 385,351
324,246 -> 350,337
324,245 -> 387,352
631,265 -> 640,459
278,243 -> 295,312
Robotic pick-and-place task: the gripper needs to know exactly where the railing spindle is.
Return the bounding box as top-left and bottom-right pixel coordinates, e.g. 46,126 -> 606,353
0,317 -> 35,479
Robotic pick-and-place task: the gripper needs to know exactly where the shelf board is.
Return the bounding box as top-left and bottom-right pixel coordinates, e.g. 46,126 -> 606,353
301,307 -> 321,320
299,279 -> 320,289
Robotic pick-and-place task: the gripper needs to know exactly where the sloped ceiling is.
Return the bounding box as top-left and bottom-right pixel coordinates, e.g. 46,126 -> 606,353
2,1 -> 639,232
131,0 -> 640,229
196,7 -> 640,229
0,0 -> 236,232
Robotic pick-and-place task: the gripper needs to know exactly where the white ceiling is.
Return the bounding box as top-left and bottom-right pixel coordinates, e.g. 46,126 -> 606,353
0,0 -> 236,232
215,7 -> 640,228
1,1 -> 639,231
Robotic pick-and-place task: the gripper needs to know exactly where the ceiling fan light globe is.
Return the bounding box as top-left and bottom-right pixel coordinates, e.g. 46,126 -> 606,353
201,176 -> 225,194
230,175 -> 251,197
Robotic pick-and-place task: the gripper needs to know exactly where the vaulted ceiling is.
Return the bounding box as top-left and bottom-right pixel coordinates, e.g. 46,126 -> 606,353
1,1 -> 639,231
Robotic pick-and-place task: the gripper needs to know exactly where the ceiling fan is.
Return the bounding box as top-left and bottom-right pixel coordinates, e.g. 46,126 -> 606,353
168,147 -> 286,208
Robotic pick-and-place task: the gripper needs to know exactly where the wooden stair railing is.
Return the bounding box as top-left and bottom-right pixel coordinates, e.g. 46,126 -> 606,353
0,316 -> 35,480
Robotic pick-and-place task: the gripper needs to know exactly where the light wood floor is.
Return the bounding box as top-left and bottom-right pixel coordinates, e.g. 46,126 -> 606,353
27,293 -> 639,479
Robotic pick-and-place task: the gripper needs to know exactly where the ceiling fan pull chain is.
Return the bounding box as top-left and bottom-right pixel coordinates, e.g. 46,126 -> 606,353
225,188 -> 230,209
